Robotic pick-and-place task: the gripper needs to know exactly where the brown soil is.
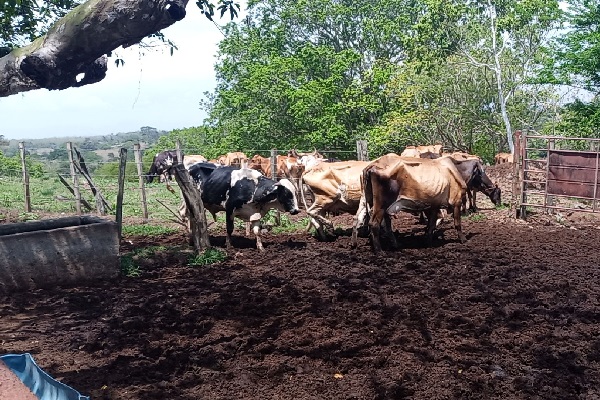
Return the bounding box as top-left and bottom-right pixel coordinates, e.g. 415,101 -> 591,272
1,207 -> 600,399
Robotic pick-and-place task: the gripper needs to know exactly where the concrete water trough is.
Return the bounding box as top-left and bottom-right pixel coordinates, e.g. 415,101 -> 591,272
0,216 -> 119,294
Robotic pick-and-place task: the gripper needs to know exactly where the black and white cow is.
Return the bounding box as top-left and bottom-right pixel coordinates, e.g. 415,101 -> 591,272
146,150 -> 179,183
188,164 -> 300,251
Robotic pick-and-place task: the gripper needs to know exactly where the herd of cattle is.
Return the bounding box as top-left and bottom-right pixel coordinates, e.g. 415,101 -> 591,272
145,145 -> 509,252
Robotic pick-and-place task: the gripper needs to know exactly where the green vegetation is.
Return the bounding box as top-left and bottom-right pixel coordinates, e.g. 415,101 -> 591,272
120,254 -> 142,277
122,224 -> 179,237
120,245 -> 170,277
189,248 -> 227,266
468,213 -> 487,222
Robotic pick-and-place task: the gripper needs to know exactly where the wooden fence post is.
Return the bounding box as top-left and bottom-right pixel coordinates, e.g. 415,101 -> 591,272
176,139 -> 183,166
18,142 -> 31,212
116,148 -> 127,240
512,131 -> 521,216
134,144 -> 149,222
546,139 -> 556,214
66,142 -> 82,215
356,140 -> 369,161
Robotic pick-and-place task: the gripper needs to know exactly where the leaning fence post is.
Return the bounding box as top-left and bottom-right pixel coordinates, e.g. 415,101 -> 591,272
116,148 -> 127,240
66,142 -> 82,215
173,164 -> 211,254
18,142 -> 31,212
356,140 -> 369,161
134,144 -> 149,222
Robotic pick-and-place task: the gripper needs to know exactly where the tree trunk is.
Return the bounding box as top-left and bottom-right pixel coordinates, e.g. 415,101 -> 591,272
0,0 -> 188,97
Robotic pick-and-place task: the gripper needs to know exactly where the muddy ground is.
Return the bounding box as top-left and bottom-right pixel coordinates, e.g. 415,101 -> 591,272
1,203 -> 600,399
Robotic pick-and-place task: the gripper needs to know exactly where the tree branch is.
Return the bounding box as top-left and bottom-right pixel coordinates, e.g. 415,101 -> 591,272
0,0 -> 188,97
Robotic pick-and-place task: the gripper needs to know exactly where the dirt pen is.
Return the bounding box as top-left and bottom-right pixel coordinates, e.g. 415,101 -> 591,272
1,141 -> 600,399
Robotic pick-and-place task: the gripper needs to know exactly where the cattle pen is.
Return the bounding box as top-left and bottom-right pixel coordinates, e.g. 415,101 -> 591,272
2,134 -> 600,399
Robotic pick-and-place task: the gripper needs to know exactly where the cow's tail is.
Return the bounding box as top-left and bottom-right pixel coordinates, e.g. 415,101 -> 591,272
355,166 -> 373,231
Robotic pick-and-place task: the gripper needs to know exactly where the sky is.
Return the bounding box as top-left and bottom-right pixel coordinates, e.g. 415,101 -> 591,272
1,5 -> 237,141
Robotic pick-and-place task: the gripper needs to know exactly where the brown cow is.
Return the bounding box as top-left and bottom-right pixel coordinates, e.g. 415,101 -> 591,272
300,160 -> 369,240
248,154 -> 305,191
352,154 -> 467,252
217,152 -> 248,167
447,151 -> 481,162
400,144 -> 443,158
494,152 -> 513,164
183,154 -> 208,169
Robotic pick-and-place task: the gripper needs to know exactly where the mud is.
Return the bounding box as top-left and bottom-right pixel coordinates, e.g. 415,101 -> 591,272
1,209 -> 600,399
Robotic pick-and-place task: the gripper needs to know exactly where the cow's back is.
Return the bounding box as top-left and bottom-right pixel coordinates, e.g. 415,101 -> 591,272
303,161 -> 368,205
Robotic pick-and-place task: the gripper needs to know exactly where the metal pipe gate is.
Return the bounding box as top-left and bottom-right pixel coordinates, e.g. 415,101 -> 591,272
516,132 -> 600,218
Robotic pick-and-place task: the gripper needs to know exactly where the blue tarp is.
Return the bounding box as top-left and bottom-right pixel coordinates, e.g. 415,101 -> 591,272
1,353 -> 89,400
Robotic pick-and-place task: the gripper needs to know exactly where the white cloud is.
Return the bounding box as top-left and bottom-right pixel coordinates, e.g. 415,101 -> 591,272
0,5 -> 234,140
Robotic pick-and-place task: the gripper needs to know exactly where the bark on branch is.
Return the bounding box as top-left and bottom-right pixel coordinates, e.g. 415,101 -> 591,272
0,0 -> 188,97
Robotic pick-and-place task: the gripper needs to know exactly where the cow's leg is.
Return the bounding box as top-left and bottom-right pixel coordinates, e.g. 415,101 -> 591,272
251,221 -> 265,252
351,195 -> 369,248
369,209 -> 384,253
225,211 -> 235,250
470,190 -> 478,212
382,214 -> 398,249
306,202 -> 332,240
452,203 -> 467,243
425,208 -> 439,246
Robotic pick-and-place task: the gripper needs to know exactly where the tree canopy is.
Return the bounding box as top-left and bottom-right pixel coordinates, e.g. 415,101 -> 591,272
3,0 -> 600,162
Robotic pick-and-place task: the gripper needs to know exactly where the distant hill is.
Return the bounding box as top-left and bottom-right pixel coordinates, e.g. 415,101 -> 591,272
2,126 -> 169,158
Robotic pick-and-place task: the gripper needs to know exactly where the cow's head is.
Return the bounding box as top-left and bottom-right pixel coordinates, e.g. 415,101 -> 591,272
275,179 -> 300,215
484,184 -> 502,206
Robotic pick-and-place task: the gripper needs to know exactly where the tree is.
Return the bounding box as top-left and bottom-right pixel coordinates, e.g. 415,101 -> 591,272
0,0 -> 238,97
544,0 -> 600,93
458,0 -> 561,154
202,0 -> 464,155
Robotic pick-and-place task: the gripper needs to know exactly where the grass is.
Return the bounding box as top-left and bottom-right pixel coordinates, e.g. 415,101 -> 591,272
468,213 -> 487,222
122,224 -> 179,237
0,175 -> 185,221
189,248 -> 227,266
495,203 -> 510,211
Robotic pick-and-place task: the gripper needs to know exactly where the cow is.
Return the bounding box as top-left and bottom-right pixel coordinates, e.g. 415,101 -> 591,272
352,154 -> 467,252
187,165 -> 300,251
419,151 -> 441,159
448,158 -> 501,212
183,154 -> 208,170
300,160 -> 369,240
248,154 -> 303,180
447,151 -> 481,162
146,150 -> 178,183
288,148 -> 324,170
216,152 -> 248,167
495,152 -> 514,164
400,144 -> 443,158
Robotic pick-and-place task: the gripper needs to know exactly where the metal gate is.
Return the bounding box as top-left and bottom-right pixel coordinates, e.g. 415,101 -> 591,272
516,132 -> 600,217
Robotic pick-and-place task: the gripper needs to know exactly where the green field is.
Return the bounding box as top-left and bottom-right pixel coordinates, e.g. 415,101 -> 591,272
0,174 -> 184,223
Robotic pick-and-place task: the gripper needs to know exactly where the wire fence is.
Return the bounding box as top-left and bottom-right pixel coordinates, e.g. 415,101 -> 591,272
0,141 -> 368,224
